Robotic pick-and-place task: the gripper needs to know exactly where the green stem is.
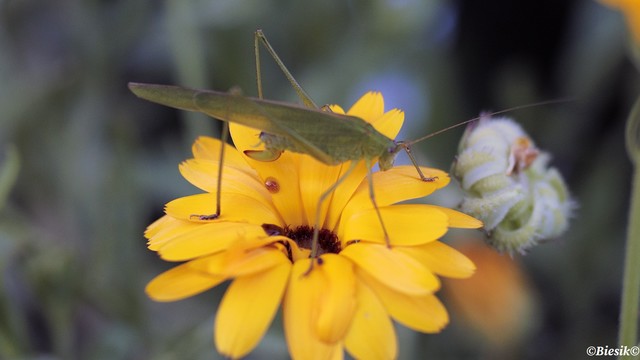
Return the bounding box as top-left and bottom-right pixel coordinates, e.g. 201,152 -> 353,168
618,95 -> 640,358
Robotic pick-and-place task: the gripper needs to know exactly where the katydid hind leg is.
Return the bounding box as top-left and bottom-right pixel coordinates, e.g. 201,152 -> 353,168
303,160 -> 360,276
254,30 -> 264,100
255,30 -> 317,109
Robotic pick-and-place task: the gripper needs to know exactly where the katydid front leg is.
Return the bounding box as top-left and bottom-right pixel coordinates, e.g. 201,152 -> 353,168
191,121 -> 229,220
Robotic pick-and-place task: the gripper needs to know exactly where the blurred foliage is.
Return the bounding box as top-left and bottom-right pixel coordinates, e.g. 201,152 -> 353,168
0,0 -> 638,359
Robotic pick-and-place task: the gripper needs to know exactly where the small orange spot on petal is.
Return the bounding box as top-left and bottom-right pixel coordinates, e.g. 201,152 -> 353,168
265,177 -> 280,193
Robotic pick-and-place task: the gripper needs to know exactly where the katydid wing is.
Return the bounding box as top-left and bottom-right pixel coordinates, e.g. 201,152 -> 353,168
127,84 -> 402,167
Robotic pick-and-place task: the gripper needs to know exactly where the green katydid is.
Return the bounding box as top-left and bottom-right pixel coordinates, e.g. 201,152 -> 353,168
129,30 -> 561,266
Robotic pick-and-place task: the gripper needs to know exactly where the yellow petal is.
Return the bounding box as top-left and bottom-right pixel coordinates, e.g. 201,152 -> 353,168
215,252 -> 290,359
146,215 -> 200,250
298,157 -> 370,231
331,91 -> 403,148
297,154 -> 343,227
328,104 -> 345,114
221,246 -> 292,277
191,136 -> 253,173
346,92 -> 384,121
164,193 -> 281,225
424,205 -> 483,229
230,122 -> 306,226
145,262 -> 224,302
396,241 -> 476,279
325,160 -> 369,231
339,166 -> 449,228
284,259 -> 344,360
145,214 -> 179,239
187,245 -> 285,277
313,254 -> 357,343
228,122 -> 265,152
341,243 -> 439,295
368,108 -> 404,140
358,269 -> 449,333
344,281 -> 397,360
179,159 -> 268,199
272,236 -> 310,262
342,205 -> 449,246
156,222 -> 267,261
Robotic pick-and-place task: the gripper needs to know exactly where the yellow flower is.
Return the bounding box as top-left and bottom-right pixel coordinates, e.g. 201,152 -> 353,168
145,92 -> 482,359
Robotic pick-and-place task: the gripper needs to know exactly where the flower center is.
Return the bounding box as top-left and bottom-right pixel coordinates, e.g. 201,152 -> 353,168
262,224 -> 342,257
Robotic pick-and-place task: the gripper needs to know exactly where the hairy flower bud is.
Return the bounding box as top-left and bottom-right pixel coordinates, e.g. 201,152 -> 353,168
452,116 -> 573,253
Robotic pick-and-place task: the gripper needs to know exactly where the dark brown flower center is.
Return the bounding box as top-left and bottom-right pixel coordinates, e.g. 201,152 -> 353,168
262,224 -> 341,256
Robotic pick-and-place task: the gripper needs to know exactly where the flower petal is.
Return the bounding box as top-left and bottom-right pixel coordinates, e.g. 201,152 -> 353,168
313,254 -> 357,343
220,245 -> 292,277
368,108 -> 404,140
188,245 -> 285,277
191,136 -> 255,174
215,251 -> 290,359
272,236 -> 311,262
179,159 -> 268,199
229,122 -> 306,226
344,280 -> 397,360
341,243 -> 439,295
325,160 -> 369,231
396,241 -> 476,279
145,214 -> 179,239
145,262 -> 224,302
358,269 -> 449,333
298,156 -> 370,231
146,215 -> 199,250
424,205 -> 484,229
297,154 -> 344,227
339,166 -> 449,229
165,193 -> 281,225
328,104 -> 345,114
342,91 -> 404,142
228,122 -> 265,152
346,91 -> 384,121
342,204 -> 449,246
284,259 -> 344,360
155,222 -> 268,261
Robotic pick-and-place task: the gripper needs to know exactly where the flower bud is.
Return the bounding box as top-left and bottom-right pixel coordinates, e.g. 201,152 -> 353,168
452,116 -> 573,253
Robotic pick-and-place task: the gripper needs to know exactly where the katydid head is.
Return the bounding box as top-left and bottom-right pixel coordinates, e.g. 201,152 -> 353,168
379,141 -> 405,171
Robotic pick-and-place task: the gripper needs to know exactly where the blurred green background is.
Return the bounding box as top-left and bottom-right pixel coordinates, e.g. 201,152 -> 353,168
1,0 -> 638,359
